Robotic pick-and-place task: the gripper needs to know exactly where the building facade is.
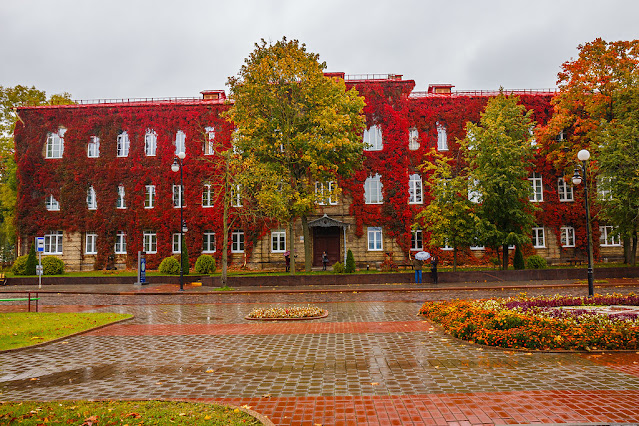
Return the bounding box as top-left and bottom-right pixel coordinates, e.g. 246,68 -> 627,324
13,75 -> 624,271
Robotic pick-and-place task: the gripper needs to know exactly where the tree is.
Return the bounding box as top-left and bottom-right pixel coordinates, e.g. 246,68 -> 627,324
416,152 -> 478,271
345,249 -> 356,273
539,39 -> 639,263
225,38 -> 366,273
0,86 -> 72,263
462,92 -> 539,270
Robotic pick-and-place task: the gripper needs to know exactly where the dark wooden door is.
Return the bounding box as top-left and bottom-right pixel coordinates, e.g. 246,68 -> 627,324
313,227 -> 341,267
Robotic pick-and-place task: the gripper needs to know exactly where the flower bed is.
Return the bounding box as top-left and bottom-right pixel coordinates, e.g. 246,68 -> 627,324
245,305 -> 327,320
419,293 -> 639,351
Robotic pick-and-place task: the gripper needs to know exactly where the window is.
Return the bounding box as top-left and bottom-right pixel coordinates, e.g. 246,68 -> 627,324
231,184 -> 242,207
466,127 -> 476,150
271,230 -> 286,253
202,184 -> 214,207
556,130 -> 566,142
87,136 -> 100,158
115,231 -> 127,254
204,127 -> 215,155
202,232 -> 216,253
558,178 -> 573,202
144,185 -> 155,209
231,229 -> 244,253
532,227 -> 545,248
363,125 -> 383,151
442,238 -> 453,251
599,225 -> 621,246
411,229 -> 423,251
145,130 -> 157,156
172,233 -> 182,254
468,179 -> 481,203
529,172 -> 543,202
116,185 -> 126,209
87,186 -> 97,210
46,195 -> 60,211
529,126 -> 537,146
364,174 -> 383,204
175,130 -> 186,155
367,227 -> 383,251
437,122 -> 448,151
597,176 -> 612,201
408,128 -> 419,151
85,233 -> 97,255
470,236 -> 484,250
143,231 -> 157,254
408,173 -> 423,204
561,226 -> 575,247
44,230 -> 63,254
117,131 -> 130,157
173,184 -> 184,208
45,128 -> 65,159
315,181 -> 337,205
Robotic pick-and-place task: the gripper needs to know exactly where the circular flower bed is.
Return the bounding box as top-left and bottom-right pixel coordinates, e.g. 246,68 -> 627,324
419,293 -> 639,351
245,305 -> 328,320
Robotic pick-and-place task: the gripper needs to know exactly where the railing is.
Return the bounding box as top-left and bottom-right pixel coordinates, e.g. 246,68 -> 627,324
344,74 -> 403,81
410,88 -> 557,98
73,97 -> 204,105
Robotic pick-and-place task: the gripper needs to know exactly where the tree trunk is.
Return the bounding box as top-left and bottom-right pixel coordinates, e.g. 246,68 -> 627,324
632,233 -> 638,266
453,247 -> 457,272
502,244 -> 508,270
289,219 -> 296,275
624,236 -> 632,264
301,215 -> 312,272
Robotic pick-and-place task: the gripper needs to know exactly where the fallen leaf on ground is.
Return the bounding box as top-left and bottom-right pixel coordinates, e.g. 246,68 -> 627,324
370,382 -> 379,386
205,369 -> 214,373
124,412 -> 141,418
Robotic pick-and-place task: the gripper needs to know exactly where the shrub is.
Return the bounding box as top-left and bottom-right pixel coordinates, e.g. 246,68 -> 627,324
526,255 -> 547,269
42,256 -> 64,275
514,245 -> 525,270
26,244 -> 37,275
333,261 -> 345,273
12,255 -> 28,275
195,254 -> 216,274
345,249 -> 356,273
158,256 -> 180,275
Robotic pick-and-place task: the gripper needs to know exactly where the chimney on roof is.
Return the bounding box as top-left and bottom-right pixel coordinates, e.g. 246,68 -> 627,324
428,84 -> 454,94
201,90 -> 226,100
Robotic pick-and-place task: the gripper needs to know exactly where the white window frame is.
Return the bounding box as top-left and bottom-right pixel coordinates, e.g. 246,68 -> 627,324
46,195 -> 60,211
231,229 -> 245,253
363,125 -> 383,151
44,230 -> 63,255
529,172 -> 543,202
85,233 -> 98,255
202,184 -> 214,208
271,230 -> 286,253
597,176 -> 613,201
468,179 -> 481,204
558,178 -> 573,202
87,186 -> 97,210
411,229 -> 423,251
561,226 -> 575,247
408,128 -> 419,151
144,185 -> 155,209
315,181 -> 337,206
117,131 -> 130,157
204,126 -> 215,155
231,184 -> 242,207
437,122 -> 448,151
442,238 -> 453,251
175,130 -> 186,155
532,227 -> 545,248
143,231 -> 157,254
364,174 -> 383,204
116,185 -> 126,209
45,128 -> 65,159
87,136 -> 100,158
172,233 -> 182,254
173,184 -> 184,208
145,130 -> 157,156
367,227 -> 383,251
599,225 -> 621,247
115,231 -> 127,254
408,173 -> 423,204
202,231 -> 216,253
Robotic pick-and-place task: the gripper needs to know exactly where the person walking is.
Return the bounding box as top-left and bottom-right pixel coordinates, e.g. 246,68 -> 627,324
430,255 -> 438,284
322,251 -> 329,271
412,258 -> 423,284
284,252 -> 290,272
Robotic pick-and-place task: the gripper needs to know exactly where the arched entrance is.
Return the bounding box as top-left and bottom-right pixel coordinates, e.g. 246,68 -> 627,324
308,214 -> 349,267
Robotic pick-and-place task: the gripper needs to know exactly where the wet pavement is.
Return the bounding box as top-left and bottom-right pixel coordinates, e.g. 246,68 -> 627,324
2,280 -> 639,425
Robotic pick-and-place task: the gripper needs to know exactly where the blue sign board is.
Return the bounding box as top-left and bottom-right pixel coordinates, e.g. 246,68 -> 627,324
36,237 -> 45,252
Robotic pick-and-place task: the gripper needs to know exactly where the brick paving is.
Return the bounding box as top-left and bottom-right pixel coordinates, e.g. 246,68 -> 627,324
2,281 -> 639,424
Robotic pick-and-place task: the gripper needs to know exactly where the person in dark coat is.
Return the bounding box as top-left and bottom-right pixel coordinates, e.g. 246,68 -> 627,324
412,258 -> 423,284
285,253 -> 290,272
322,251 -> 329,271
430,255 -> 438,284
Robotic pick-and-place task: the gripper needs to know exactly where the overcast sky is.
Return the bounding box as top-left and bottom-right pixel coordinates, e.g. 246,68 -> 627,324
1,0 -> 637,100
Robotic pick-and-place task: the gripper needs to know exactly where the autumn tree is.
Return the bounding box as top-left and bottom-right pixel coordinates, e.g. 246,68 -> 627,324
225,38 -> 366,273
0,86 -> 72,264
462,92 -> 539,270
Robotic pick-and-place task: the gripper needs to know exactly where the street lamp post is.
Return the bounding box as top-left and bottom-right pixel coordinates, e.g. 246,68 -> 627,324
572,149 -> 594,297
171,151 -> 186,292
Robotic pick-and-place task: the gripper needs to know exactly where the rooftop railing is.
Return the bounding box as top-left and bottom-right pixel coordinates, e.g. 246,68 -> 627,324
410,88 -> 557,98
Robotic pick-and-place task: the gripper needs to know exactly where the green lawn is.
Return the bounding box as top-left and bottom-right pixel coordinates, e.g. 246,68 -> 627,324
0,400 -> 261,425
0,312 -> 132,351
